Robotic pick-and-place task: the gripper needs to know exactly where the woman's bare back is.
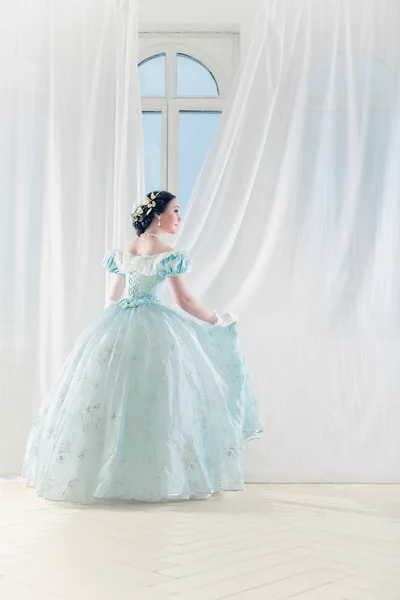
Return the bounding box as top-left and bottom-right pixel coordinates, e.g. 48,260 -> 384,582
124,237 -> 174,257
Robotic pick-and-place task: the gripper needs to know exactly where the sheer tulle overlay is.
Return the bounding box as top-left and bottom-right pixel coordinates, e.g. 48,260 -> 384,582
22,251 -> 262,503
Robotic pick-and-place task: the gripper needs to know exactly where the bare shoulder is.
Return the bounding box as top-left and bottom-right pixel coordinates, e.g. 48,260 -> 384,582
124,241 -> 139,253
123,239 -> 175,255
159,243 -> 175,253
143,239 -> 175,253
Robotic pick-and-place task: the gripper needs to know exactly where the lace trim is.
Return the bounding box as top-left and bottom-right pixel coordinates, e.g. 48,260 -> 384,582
113,250 -> 188,275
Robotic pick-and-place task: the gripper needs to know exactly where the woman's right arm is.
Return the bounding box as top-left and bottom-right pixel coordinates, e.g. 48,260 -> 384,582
167,277 -> 218,324
109,274 -> 126,302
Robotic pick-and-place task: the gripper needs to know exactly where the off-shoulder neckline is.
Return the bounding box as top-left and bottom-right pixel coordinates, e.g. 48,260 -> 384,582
118,249 -> 184,259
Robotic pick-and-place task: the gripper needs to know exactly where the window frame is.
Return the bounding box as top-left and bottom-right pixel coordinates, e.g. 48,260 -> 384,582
138,32 -> 239,198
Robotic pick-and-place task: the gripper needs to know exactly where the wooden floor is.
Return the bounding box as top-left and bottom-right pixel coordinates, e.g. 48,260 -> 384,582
1,482 -> 400,599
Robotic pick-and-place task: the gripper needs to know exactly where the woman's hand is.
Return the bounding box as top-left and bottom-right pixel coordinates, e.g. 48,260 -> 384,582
213,312 -> 238,327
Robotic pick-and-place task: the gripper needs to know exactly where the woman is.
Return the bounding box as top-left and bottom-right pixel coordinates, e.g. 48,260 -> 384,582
22,191 -> 262,503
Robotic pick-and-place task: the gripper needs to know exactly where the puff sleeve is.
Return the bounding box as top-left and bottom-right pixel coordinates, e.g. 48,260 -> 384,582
158,251 -> 192,278
101,250 -> 125,276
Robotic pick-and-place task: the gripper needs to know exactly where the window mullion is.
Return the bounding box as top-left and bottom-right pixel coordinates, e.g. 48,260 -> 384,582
166,50 -> 177,193
141,98 -> 166,111
173,97 -> 225,112
166,49 -> 176,98
167,98 -> 178,195
161,102 -> 168,190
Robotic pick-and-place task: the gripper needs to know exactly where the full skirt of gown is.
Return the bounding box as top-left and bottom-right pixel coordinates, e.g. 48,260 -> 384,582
22,261 -> 262,503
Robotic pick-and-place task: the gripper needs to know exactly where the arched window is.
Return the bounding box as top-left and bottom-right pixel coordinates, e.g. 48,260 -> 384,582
139,33 -> 238,210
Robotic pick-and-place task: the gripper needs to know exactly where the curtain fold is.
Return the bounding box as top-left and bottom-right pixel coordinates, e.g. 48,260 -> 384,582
0,0 -> 143,474
177,0 -> 400,482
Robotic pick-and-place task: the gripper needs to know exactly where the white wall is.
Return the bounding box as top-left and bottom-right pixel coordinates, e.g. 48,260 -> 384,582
138,0 -> 260,56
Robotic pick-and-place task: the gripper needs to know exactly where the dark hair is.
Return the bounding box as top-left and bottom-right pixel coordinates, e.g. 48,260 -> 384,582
131,191 -> 176,236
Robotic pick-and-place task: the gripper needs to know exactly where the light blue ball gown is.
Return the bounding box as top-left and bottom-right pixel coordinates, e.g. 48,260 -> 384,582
22,250 -> 262,503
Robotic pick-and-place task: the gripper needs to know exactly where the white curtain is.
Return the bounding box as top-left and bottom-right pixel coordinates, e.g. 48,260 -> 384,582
0,0 -> 143,474
178,0 -> 400,482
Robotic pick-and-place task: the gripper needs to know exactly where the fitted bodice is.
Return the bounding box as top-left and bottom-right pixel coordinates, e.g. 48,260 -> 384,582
102,250 -> 192,309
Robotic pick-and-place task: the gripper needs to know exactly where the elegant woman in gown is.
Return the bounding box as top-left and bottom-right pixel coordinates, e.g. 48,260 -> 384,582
22,191 -> 262,503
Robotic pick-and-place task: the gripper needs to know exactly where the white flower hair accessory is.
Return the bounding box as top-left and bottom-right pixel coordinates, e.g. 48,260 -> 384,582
131,192 -> 160,223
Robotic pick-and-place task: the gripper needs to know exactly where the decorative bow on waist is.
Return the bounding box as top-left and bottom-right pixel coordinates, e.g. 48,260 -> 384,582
117,293 -> 162,310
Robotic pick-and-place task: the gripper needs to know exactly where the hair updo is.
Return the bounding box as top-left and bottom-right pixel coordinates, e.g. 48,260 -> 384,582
131,191 -> 176,236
